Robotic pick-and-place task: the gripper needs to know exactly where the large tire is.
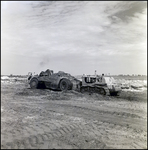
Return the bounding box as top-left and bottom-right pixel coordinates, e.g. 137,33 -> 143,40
30,78 -> 38,89
59,79 -> 69,91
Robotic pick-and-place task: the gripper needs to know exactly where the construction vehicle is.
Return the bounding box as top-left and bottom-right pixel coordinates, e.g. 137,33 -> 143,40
27,69 -> 77,91
79,74 -> 121,96
27,69 -> 121,95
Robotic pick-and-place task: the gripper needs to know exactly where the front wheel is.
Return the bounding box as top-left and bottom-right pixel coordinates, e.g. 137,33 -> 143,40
30,78 -> 38,89
59,79 -> 69,91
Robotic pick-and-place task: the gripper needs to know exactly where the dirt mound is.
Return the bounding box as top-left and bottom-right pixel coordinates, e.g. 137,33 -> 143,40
9,79 -> 147,102
15,87 -> 110,101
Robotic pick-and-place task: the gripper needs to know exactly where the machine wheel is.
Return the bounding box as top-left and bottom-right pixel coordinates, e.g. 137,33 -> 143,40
30,78 -> 38,89
60,79 -> 69,91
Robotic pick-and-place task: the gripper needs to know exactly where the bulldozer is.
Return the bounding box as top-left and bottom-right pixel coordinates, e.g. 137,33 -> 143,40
27,69 -> 77,91
79,74 -> 121,96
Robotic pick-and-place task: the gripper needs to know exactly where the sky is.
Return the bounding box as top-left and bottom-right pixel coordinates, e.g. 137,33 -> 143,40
1,1 -> 147,76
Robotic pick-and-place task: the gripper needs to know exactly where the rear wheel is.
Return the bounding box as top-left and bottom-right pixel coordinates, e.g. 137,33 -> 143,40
60,79 -> 69,91
30,78 -> 38,89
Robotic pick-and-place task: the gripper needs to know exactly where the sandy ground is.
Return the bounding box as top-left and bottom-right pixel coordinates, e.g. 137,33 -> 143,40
1,81 -> 147,149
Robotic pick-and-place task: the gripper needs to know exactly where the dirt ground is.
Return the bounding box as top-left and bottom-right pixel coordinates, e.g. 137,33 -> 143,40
1,81 -> 147,149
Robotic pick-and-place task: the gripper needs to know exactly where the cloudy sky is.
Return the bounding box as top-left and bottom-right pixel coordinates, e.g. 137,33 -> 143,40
1,1 -> 147,75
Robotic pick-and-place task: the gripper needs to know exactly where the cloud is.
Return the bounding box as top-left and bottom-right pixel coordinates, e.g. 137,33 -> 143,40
1,1 -> 147,75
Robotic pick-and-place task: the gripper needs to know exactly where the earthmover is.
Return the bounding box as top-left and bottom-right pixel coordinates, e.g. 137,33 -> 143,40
79,74 -> 121,96
28,69 -> 77,91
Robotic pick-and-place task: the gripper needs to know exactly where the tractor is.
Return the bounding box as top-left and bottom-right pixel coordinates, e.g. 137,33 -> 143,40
79,74 -> 121,96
